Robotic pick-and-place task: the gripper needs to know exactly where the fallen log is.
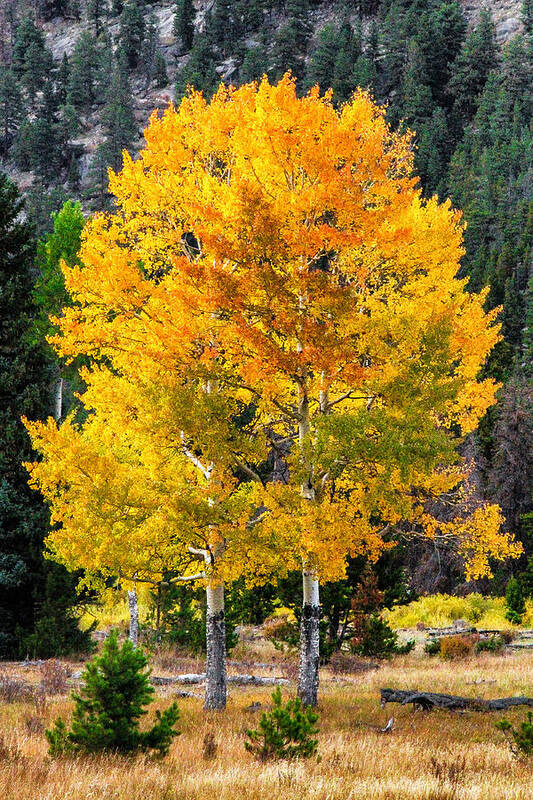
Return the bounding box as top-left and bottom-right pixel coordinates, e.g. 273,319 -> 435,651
380,688 -> 533,712
150,673 -> 289,687
227,675 -> 290,686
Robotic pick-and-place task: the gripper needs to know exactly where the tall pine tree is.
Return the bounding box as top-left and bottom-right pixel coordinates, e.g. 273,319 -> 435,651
0,174 -> 90,658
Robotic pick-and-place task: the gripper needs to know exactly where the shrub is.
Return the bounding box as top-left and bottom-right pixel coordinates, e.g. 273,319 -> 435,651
40,660 -> 70,695
439,634 -> 474,660
475,635 -> 504,653
45,630 -> 180,757
244,687 -> 319,760
505,578 -> 526,624
384,593 -> 530,629
424,638 -> 441,656
328,651 -> 378,675
351,614 -> 415,659
496,712 -> 533,757
500,630 -> 516,645
0,670 -> 35,702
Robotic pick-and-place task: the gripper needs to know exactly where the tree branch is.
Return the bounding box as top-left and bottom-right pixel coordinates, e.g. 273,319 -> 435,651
232,456 -> 264,484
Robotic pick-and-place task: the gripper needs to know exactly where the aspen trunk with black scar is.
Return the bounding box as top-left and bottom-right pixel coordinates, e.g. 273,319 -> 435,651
53,367 -> 63,422
205,574 -> 226,710
297,383 -> 320,707
128,585 -> 139,647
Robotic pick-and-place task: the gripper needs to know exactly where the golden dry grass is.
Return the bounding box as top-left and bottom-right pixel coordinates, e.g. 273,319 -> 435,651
2,651 -> 533,799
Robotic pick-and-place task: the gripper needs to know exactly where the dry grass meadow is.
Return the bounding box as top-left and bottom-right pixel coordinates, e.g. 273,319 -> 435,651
1,646 -> 533,800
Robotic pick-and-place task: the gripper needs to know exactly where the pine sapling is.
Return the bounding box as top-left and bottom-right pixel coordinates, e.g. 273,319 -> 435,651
496,712 -> 533,757
244,686 -> 319,760
45,630 -> 180,756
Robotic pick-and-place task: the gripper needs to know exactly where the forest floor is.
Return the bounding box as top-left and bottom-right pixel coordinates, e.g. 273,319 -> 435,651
1,644 -> 533,799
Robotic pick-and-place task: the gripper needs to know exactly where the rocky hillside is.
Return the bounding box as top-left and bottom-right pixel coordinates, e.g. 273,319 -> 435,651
0,0 -> 527,210
460,0 -> 523,42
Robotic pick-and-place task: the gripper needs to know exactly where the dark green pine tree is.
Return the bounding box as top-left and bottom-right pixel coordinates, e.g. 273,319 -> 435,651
414,1 -> 466,107
154,52 -> 169,88
270,23 -> 302,82
505,577 -> 526,624
449,8 -> 497,128
416,106 -> 451,196
57,52 -> 70,105
117,0 -> 146,69
520,553 -> 533,599
380,1 -> 408,101
12,18 -> 54,102
99,55 -> 137,171
523,272 -> 533,375
0,175 -> 91,658
68,31 -> 112,111
88,55 -> 136,207
286,0 -> 311,51
111,0 -> 124,17
13,78 -> 66,184
0,70 -> 23,157
332,21 -> 361,103
141,12 -> 159,87
37,0 -> 69,20
173,0 -> 195,53
175,34 -> 218,100
46,630 -> 180,756
68,32 -> 101,110
304,22 -> 339,92
210,0 -> 242,58
240,0 -> 265,33
12,16 -> 47,77
523,0 -> 533,33
240,44 -> 268,83
87,0 -> 109,35
401,39 -> 434,130
21,41 -> 54,101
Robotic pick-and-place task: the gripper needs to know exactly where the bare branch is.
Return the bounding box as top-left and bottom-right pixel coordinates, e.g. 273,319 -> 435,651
169,572 -> 206,583
180,432 -> 211,479
188,546 -> 210,560
233,456 -> 264,484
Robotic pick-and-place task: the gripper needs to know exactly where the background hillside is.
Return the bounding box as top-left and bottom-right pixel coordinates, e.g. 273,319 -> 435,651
0,0 -> 532,650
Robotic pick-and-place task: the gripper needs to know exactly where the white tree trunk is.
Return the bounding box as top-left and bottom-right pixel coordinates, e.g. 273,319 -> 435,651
128,589 -> 139,648
297,378 -> 321,706
298,565 -> 320,706
204,580 -> 226,710
53,372 -> 63,422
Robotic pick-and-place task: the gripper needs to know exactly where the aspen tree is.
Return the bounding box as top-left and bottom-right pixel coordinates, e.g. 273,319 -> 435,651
28,77 -> 520,707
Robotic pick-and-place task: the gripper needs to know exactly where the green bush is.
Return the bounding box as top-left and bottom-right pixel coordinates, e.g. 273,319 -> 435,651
424,638 -> 441,656
244,687 -> 319,761
475,635 -> 504,653
352,614 -> 414,659
496,712 -> 533,757
46,630 -> 180,757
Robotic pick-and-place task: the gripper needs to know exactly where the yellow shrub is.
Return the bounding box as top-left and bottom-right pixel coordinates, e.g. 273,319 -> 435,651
384,594 -> 533,630
440,634 -> 475,660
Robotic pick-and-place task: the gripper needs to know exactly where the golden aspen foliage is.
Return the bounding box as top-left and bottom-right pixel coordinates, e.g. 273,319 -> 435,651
26,76 -> 520,587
